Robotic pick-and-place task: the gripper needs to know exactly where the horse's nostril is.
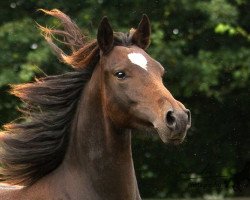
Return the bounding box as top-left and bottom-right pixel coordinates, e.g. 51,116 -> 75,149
186,109 -> 191,125
166,110 -> 176,130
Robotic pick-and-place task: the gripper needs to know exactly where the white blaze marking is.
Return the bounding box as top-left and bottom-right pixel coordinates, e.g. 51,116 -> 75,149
128,53 -> 148,71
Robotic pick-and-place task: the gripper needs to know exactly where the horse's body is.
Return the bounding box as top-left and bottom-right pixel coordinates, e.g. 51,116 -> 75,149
0,10 -> 191,200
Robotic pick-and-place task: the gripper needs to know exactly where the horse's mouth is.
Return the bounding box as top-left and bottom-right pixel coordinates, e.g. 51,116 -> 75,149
135,119 -> 187,145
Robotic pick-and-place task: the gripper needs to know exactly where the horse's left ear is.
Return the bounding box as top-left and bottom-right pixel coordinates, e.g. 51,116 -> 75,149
132,14 -> 151,50
97,17 -> 114,55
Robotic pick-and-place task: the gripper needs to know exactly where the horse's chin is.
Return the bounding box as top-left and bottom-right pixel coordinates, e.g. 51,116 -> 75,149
155,127 -> 186,145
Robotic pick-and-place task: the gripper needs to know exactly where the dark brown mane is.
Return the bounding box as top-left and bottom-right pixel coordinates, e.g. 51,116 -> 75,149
0,9 -> 135,186
0,71 -> 90,186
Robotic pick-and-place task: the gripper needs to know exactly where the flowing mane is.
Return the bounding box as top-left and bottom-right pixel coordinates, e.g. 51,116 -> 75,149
0,9 -> 134,186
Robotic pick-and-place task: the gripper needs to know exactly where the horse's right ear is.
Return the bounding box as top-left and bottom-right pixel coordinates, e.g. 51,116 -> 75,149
97,17 -> 114,55
132,14 -> 151,50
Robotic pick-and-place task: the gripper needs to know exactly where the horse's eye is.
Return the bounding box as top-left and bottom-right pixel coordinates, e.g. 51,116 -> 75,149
114,71 -> 126,79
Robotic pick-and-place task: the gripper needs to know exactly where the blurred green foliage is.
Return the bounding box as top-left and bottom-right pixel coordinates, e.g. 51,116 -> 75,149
0,0 -> 249,198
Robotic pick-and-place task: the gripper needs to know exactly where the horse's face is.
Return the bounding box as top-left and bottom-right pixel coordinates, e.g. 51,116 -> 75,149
97,16 -> 191,144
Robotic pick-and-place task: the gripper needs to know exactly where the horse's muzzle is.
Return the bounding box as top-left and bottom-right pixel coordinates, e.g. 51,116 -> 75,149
155,109 -> 191,144
152,107 -> 191,144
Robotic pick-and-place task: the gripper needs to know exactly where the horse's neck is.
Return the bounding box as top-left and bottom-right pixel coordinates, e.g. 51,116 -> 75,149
62,79 -> 141,200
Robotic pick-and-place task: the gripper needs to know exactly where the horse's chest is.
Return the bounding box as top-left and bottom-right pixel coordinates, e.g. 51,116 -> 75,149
0,188 -> 23,200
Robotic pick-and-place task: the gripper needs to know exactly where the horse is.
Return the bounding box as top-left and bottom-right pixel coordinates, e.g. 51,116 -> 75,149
0,9 -> 191,200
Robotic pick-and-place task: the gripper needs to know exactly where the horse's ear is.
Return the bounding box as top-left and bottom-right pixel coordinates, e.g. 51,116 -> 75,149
132,14 -> 151,50
97,17 -> 114,55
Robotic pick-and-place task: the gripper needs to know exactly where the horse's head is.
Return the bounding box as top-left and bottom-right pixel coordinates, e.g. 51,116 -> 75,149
97,16 -> 191,145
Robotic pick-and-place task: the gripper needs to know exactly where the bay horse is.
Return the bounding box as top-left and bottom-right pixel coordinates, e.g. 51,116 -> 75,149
0,9 -> 191,200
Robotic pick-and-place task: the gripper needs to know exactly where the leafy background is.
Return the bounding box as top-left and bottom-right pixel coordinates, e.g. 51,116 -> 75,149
0,0 -> 249,199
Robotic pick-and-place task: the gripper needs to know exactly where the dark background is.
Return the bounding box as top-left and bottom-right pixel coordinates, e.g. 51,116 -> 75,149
0,0 -> 249,199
